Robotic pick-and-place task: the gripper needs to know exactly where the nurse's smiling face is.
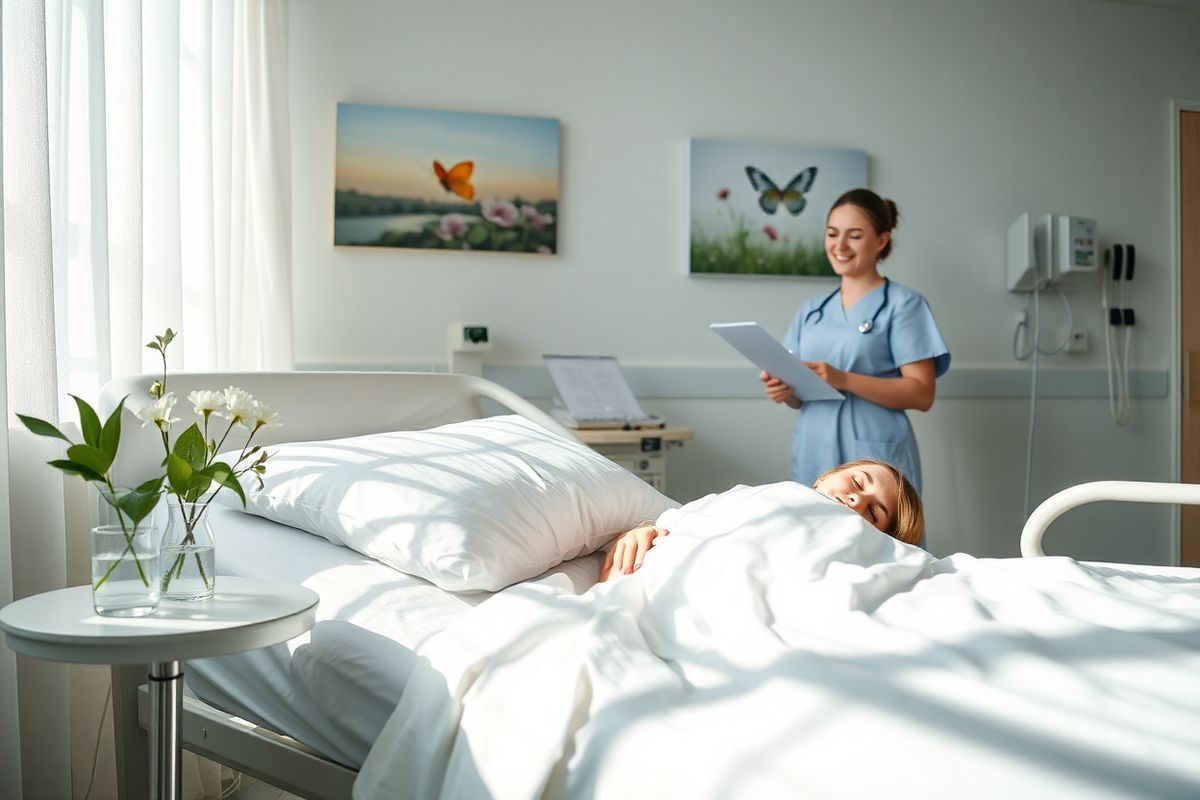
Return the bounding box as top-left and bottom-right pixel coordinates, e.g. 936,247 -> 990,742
825,203 -> 890,279
813,462 -> 898,533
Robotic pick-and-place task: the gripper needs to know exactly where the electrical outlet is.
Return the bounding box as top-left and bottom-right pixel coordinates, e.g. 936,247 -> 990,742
1059,327 -> 1088,354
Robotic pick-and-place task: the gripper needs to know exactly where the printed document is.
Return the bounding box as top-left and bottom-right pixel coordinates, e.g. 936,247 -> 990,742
710,322 -> 844,402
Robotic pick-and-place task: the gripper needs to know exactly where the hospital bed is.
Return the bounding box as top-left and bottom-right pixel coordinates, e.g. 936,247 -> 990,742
93,371 -> 1200,800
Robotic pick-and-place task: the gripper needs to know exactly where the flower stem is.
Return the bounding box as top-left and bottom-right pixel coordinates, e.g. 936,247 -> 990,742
93,534 -> 143,591
93,481 -> 150,592
160,505 -> 213,594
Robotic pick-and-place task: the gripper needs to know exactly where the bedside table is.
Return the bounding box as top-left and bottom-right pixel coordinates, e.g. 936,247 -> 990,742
0,576 -> 318,800
571,426 -> 695,492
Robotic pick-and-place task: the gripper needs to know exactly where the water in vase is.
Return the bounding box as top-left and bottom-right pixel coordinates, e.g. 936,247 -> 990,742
159,544 -> 216,601
91,524 -> 160,617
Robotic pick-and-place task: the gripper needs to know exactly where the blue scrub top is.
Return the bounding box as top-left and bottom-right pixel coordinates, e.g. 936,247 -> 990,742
780,279 -> 949,493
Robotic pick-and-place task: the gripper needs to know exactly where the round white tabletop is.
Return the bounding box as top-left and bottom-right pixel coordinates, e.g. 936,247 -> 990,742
0,576 -> 318,664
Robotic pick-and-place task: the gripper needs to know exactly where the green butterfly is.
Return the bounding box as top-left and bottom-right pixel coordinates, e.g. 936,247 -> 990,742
744,165 -> 818,215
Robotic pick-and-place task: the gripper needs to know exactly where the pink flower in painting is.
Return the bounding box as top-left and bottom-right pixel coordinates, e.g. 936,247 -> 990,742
481,198 -> 519,228
763,224 -> 778,241
537,245 -> 552,254
437,213 -> 469,240
716,188 -> 730,201
520,204 -> 541,221
531,212 -> 554,231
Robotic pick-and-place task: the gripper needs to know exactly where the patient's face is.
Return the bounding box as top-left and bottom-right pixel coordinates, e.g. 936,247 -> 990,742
813,464 -> 897,534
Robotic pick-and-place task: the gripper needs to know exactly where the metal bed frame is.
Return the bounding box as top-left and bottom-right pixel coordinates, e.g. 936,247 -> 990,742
97,370 -> 1200,799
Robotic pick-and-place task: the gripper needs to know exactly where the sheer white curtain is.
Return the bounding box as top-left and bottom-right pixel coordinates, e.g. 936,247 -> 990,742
0,1 -> 292,797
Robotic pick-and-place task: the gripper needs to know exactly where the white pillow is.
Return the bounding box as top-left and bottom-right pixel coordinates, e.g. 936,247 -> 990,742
217,415 -> 678,591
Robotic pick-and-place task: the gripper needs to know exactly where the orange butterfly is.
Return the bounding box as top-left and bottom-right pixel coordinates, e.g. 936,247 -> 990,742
433,160 -> 475,201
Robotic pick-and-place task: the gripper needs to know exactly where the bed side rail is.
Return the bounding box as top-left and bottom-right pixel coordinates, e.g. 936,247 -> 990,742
128,681 -> 356,800
1021,481 -> 1200,558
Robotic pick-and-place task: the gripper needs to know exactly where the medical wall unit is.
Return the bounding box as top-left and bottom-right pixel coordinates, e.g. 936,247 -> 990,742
1007,212 -> 1102,518
447,321 -> 491,376
1006,212 -> 1044,291
1053,215 -> 1098,279
1006,213 -> 1097,291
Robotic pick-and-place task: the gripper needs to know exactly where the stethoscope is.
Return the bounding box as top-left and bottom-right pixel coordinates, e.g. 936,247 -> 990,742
803,277 -> 890,334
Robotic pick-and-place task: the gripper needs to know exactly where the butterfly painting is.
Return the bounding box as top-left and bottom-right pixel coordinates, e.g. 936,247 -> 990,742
688,138 -> 867,276
744,165 -> 817,215
333,103 -> 559,253
433,160 -> 475,201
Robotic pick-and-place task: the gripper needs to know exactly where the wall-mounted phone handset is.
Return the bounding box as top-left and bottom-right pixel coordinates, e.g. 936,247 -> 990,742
1122,245 -> 1136,327
1103,243 -> 1137,425
1108,245 -> 1123,325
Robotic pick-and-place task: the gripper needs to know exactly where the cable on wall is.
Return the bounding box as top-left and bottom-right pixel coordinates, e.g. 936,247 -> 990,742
82,687 -> 112,800
1012,286 -> 1074,360
1011,283 -> 1078,520
1022,288 -> 1042,520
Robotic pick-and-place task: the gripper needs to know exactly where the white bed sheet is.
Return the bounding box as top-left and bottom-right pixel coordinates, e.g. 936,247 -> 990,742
186,506 -> 602,767
355,482 -> 1200,800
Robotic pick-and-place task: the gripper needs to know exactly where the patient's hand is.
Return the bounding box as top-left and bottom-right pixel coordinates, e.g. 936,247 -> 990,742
599,522 -> 669,582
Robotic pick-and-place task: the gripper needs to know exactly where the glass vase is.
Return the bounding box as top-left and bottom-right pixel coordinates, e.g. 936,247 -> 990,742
159,499 -> 217,601
91,522 -> 160,617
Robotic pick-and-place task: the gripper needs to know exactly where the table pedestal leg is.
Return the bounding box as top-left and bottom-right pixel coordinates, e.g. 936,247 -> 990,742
148,660 -> 183,800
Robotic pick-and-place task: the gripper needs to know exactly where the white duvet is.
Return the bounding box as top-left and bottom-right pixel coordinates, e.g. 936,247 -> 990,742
353,482 -> 1200,800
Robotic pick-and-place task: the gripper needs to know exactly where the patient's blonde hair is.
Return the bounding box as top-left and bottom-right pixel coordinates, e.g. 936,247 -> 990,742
812,459 -> 925,547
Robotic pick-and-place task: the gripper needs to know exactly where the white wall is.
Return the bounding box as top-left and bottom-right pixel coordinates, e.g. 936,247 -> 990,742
289,0 -> 1200,564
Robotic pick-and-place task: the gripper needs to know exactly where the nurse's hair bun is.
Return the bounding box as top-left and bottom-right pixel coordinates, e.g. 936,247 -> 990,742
829,189 -> 900,260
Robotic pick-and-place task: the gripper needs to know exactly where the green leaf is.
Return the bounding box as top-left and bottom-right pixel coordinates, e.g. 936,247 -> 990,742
466,225 -> 488,246
172,423 -> 207,471
17,414 -> 71,442
184,476 -> 212,504
66,443 -> 113,476
204,461 -> 246,508
112,480 -> 164,526
100,397 -> 127,462
47,459 -> 104,482
167,452 -> 194,495
147,329 -> 176,353
168,451 -> 211,502
134,475 -> 166,495
71,395 -> 103,448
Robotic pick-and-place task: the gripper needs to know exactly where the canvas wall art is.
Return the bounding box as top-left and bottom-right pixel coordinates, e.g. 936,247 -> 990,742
334,103 -> 560,254
688,139 -> 868,277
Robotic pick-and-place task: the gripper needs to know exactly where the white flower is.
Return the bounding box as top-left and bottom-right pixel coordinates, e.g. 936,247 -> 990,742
249,400 -> 280,430
188,390 -> 225,418
481,198 -> 519,228
218,387 -> 257,426
136,392 -> 179,431
437,213 -> 469,240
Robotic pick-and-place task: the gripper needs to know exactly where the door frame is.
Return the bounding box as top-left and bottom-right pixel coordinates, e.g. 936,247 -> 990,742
1172,99 -> 1200,565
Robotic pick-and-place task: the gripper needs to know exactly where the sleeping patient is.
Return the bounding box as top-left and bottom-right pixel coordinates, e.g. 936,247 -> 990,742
599,457 -> 924,581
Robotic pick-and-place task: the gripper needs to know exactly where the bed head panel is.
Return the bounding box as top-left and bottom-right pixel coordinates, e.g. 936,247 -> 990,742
98,371 -> 572,486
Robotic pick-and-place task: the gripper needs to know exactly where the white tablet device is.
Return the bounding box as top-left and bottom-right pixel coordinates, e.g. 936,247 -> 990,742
710,322 -> 844,402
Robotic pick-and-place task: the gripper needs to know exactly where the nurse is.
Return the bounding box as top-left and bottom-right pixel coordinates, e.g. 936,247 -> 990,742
760,189 -> 949,493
